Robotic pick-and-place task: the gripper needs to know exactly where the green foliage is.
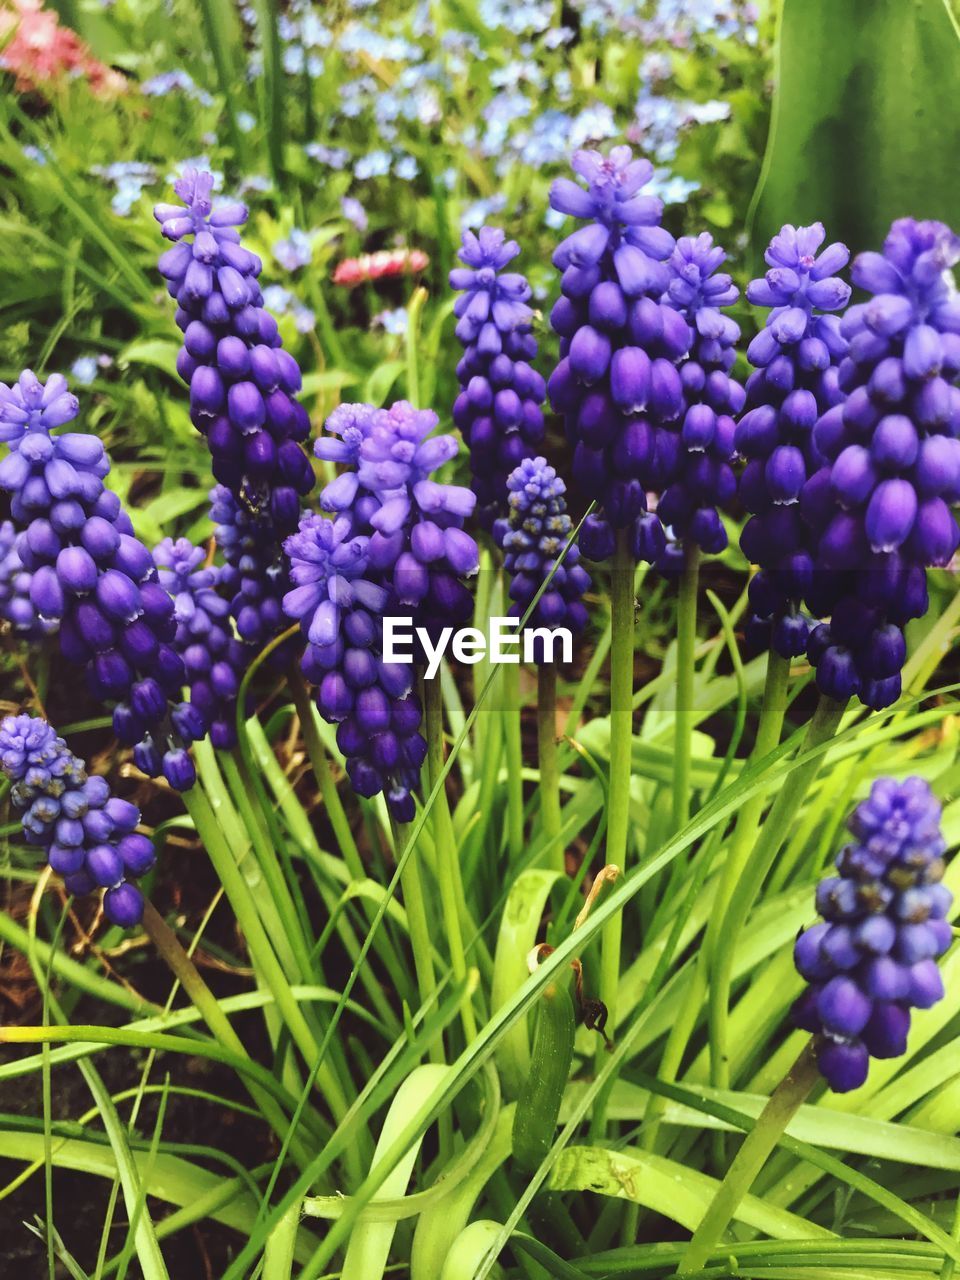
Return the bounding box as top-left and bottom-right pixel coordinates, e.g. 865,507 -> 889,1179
2,1 -> 960,1278
750,0 -> 960,259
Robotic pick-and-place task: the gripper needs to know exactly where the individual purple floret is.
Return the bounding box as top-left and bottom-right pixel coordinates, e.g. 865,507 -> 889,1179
283,513 -> 427,822
649,232 -> 743,567
451,226 -> 546,528
153,537 -> 247,750
546,145 -> 688,562
0,518 -> 57,639
0,371 -> 196,790
0,713 -> 155,927
318,400 -> 480,638
736,222 -> 851,659
496,456 -> 591,657
793,776 -> 951,1092
154,169 -> 315,531
803,218 -> 960,709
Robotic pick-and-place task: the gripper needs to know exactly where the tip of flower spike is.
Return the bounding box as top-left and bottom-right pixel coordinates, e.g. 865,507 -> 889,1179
153,536 -> 207,587
456,225 -> 520,273
154,169 -> 248,242
172,166 -> 214,215
0,369 -> 79,439
0,713 -> 61,782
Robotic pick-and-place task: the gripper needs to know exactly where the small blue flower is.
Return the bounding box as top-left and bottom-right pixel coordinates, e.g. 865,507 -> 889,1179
372,307 -> 408,336
273,228 -> 314,272
353,149 -> 392,181
341,196 -> 368,232
70,357 -> 99,386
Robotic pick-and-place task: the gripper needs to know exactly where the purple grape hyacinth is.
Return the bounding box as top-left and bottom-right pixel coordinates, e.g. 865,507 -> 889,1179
154,169 -> 315,530
451,226 -> 546,528
209,484 -> 290,650
496,456 -> 591,657
283,513 -> 427,822
793,776 -> 952,1092
804,218 -> 960,709
649,232 -> 743,568
0,371 -> 196,790
153,536 -> 247,750
318,400 -> 480,637
295,398 -> 480,815
736,222 -> 851,659
546,145 -> 688,562
0,518 -> 57,638
0,713 -> 155,927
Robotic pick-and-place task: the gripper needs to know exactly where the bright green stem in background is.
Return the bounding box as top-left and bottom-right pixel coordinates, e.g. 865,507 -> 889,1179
392,819 -> 440,1051
596,530 -> 636,1080
672,544 -> 701,833
678,1042 -> 820,1274
424,675 -> 477,1042
709,694 -> 845,1091
406,285 -> 428,405
141,902 -> 308,1167
502,660 -> 525,862
180,784 -> 353,1134
289,665 -> 363,878
537,664 -> 562,867
706,650 -> 791,973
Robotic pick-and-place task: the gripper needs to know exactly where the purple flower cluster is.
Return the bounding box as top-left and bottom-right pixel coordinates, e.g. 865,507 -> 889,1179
154,170 -> 314,530
0,518 -> 57,639
209,484 -> 290,650
648,232 -> 742,567
545,145 -> 688,562
287,398 -> 479,816
793,776 -> 951,1092
283,513 -> 426,821
736,223 -> 851,659
319,400 -> 479,636
0,371 -> 196,790
153,537 -> 246,750
451,226 -> 546,528
804,218 -> 960,708
0,713 -> 155,927
496,456 -> 591,656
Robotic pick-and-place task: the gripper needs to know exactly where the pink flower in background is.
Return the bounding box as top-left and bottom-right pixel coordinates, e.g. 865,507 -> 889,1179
333,248 -> 429,288
0,0 -> 125,96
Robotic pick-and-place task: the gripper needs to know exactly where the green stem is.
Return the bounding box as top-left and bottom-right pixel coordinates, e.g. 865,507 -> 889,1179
537,664 -> 563,867
708,695 -> 845,1091
672,544 -> 701,833
677,1042 -> 820,1274
392,820 -> 440,1049
706,651 -> 791,974
289,665 -> 363,878
596,530 -> 635,1090
405,285 -> 428,406
141,902 -> 310,1168
424,675 -> 477,1042
502,660 -> 525,862
309,281 -> 347,369
181,784 -> 353,1133
218,750 -> 313,982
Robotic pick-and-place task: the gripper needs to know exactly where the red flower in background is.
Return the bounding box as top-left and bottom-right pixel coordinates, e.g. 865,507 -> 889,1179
0,0 -> 125,96
333,248 -> 429,288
